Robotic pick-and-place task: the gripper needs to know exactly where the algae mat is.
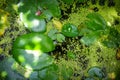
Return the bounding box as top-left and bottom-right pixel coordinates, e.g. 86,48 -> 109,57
0,0 -> 120,80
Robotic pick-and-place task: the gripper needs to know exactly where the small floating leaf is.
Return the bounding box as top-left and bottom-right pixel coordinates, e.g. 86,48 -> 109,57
88,67 -> 105,79
62,23 -> 79,37
48,29 -> 58,40
56,34 -> 65,42
80,31 -> 101,46
86,13 -> 107,31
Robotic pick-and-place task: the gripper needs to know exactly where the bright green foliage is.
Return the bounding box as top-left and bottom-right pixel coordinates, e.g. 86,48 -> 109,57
56,34 -> 65,42
12,33 -> 55,52
60,66 -> 73,80
80,13 -> 120,47
67,51 -> 75,59
12,33 -> 55,70
48,29 -> 65,42
48,29 -> 58,40
115,0 -> 120,13
85,13 -> 107,31
80,13 -> 107,45
18,0 -> 61,32
103,28 -> 120,48
62,23 -> 79,37
80,31 -> 101,46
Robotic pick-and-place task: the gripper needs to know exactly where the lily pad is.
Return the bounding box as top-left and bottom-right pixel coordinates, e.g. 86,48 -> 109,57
80,13 -> 108,45
88,67 -> 105,79
80,31 -> 101,45
62,23 -> 79,37
18,0 -> 61,32
29,64 -> 58,80
86,13 -> 107,31
0,57 -> 25,80
20,12 -> 46,32
12,33 -> 55,52
12,33 -> 55,70
38,64 -> 58,80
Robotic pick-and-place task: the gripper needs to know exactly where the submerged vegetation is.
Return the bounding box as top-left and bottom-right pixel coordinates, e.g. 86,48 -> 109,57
0,0 -> 120,80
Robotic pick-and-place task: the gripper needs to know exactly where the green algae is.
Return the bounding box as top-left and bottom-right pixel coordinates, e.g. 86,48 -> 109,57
0,0 -> 120,80
52,1 -> 120,79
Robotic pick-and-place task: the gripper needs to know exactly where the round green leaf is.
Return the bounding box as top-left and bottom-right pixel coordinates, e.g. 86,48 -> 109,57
88,67 -> 105,79
80,31 -> 101,46
18,0 -> 61,28
86,13 -> 107,31
13,33 -> 55,52
13,49 -> 53,70
56,34 -> 65,42
12,33 -> 55,70
62,23 -> 79,37
20,12 -> 46,32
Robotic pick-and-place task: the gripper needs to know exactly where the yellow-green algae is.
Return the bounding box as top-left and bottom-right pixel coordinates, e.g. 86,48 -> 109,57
0,0 -> 120,80
0,0 -> 27,78
53,1 -> 120,79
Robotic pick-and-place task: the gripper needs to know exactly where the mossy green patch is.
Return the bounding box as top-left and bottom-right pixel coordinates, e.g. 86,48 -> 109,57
52,1 -> 120,79
1,0 -> 120,80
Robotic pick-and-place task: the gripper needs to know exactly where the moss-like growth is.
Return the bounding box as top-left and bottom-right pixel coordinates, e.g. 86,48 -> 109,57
115,0 -> 120,14
1,0 -> 120,80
